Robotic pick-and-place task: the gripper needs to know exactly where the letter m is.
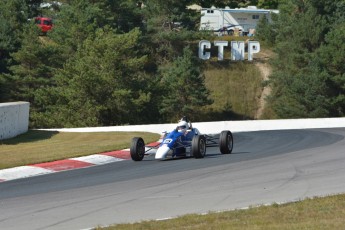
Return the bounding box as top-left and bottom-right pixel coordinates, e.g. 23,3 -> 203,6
231,41 -> 245,61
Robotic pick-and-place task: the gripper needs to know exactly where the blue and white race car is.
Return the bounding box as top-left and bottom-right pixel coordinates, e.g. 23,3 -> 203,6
130,117 -> 233,161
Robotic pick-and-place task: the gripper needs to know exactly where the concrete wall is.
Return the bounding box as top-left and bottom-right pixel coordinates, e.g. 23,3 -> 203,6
42,117 -> 345,134
0,102 -> 30,140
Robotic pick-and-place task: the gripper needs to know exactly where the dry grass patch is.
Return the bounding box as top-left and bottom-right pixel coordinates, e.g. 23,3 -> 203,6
204,61 -> 262,120
99,194 -> 345,230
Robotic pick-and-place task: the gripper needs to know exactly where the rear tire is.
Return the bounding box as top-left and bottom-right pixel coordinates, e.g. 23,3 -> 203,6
130,137 -> 145,161
192,135 -> 206,158
219,130 -> 233,154
228,30 -> 234,35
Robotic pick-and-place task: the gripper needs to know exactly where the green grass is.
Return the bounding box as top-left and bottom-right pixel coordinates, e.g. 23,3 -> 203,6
98,194 -> 345,230
0,130 -> 160,169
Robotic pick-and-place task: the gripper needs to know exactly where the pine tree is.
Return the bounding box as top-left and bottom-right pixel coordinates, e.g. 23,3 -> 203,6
0,0 -> 28,75
266,0 -> 343,118
5,22 -> 63,126
317,21 -> 345,116
159,47 -> 212,121
36,28 -> 153,127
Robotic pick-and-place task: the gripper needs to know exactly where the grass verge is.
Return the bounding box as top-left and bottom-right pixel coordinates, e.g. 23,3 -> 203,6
203,61 -> 262,120
0,130 -> 160,169
98,194 -> 345,230
195,38 -> 274,121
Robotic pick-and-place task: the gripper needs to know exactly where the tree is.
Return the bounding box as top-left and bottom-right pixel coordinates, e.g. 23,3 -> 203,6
257,0 -> 278,9
104,0 -> 144,33
317,21 -> 345,116
142,0 -> 198,30
266,0 -> 345,118
139,0 -> 202,73
256,14 -> 278,46
6,22 -> 64,126
159,47 -> 212,121
2,0 -> 219,127
270,64 -> 330,118
26,0 -> 45,18
0,0 -> 29,75
34,28 -> 155,127
0,0 -> 31,102
48,0 -> 107,56
193,1 -> 257,8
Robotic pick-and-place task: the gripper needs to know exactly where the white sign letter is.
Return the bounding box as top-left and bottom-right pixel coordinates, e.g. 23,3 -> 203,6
214,41 -> 228,61
198,40 -> 211,60
231,41 -> 245,61
248,41 -> 260,61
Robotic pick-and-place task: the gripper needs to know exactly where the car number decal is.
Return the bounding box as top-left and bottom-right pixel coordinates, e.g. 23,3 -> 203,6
163,138 -> 173,144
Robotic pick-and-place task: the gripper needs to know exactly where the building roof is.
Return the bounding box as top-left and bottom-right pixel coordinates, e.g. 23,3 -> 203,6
201,6 -> 278,14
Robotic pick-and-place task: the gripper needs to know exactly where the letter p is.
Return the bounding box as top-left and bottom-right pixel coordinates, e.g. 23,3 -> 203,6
248,41 -> 260,61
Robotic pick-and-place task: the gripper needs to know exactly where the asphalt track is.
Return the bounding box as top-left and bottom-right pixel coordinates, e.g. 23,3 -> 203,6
1,128 -> 345,230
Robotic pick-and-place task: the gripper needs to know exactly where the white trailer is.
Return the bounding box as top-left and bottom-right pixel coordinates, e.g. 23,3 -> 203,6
200,6 -> 277,35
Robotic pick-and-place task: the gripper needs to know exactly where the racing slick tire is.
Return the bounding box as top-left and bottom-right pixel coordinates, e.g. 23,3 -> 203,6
130,137 -> 145,161
192,135 -> 206,159
219,130 -> 233,154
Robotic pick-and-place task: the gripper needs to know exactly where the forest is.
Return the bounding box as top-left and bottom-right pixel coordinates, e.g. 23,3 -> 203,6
0,0 -> 344,128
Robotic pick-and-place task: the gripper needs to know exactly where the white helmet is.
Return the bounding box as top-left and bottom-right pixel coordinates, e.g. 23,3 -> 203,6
177,120 -> 189,133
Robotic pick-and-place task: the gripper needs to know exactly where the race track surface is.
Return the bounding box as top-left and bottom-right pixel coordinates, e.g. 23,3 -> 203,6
1,128 -> 345,230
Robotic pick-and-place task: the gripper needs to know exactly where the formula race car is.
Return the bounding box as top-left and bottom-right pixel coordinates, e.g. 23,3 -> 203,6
130,117 -> 233,161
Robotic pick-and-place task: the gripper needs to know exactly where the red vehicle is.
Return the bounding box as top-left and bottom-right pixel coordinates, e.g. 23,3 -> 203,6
35,17 -> 53,33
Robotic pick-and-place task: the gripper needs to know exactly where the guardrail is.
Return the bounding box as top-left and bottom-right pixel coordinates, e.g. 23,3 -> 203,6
0,102 -> 30,140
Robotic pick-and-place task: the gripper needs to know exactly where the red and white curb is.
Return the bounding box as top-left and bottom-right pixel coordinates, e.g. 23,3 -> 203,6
0,149 -> 131,183
0,141 -> 161,183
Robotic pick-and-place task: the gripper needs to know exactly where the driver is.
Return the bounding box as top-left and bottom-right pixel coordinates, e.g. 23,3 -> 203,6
177,120 -> 189,134
176,116 -> 193,135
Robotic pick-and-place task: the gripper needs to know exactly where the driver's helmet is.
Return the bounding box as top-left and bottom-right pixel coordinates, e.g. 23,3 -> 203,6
177,120 -> 189,133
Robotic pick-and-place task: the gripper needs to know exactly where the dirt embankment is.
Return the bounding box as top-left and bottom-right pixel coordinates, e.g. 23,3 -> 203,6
254,49 -> 274,119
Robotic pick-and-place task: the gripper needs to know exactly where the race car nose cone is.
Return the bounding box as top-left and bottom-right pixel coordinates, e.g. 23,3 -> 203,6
155,145 -> 171,160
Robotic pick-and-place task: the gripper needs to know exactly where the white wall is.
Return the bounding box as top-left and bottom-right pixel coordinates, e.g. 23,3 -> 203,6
0,102 -> 30,140
42,117 -> 345,134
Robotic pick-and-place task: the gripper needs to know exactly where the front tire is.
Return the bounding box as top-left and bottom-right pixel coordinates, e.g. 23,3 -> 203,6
219,130 -> 233,154
192,135 -> 206,158
130,137 -> 145,161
